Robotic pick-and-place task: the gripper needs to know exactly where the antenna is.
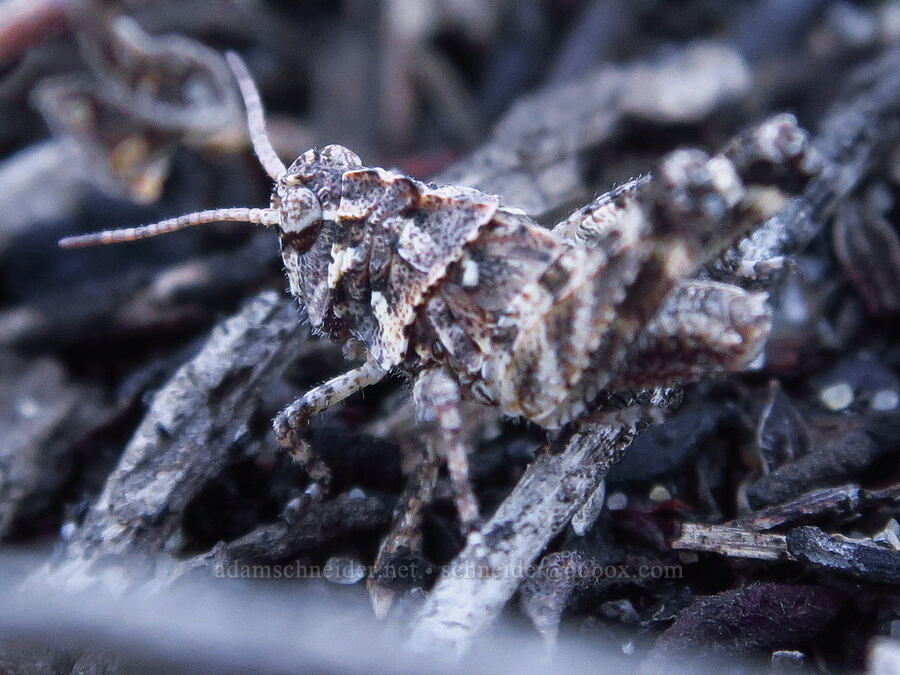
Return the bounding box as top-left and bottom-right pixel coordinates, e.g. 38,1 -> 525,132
59,51 -> 288,249
58,207 -> 280,248
225,51 -> 287,180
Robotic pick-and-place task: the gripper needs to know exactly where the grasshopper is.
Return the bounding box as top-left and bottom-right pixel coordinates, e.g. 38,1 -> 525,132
62,52 -> 817,530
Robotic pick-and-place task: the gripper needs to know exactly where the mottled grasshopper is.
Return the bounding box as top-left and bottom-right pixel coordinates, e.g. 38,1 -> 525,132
61,52 -> 817,530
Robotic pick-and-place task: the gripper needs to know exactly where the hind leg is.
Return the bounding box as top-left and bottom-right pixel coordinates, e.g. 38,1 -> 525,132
368,441 -> 441,616
543,129 -> 804,402
551,175 -> 648,250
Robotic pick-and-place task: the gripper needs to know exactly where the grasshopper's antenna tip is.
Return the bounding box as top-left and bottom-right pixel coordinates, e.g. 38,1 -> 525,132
225,50 -> 287,181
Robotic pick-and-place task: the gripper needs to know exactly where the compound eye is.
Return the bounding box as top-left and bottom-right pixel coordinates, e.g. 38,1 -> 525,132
281,186 -> 322,234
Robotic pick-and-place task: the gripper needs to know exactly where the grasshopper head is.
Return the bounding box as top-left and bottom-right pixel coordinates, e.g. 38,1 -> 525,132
272,144 -> 362,253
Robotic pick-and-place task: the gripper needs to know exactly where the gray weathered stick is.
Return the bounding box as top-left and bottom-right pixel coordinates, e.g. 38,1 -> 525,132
723,47 -> 900,278
671,523 -> 790,561
409,416 -> 648,650
59,291 -> 304,564
670,523 -> 900,585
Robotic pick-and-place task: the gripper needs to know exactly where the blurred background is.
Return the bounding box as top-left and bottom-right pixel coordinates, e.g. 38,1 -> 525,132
2,0 -> 896,381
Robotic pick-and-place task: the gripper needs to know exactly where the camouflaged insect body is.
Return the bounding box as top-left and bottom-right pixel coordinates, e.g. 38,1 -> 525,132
273,141 -> 770,431
61,52 -> 815,530
279,146 -> 496,367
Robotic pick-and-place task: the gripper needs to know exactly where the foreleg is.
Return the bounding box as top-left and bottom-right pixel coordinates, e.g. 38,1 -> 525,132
274,359 -> 385,486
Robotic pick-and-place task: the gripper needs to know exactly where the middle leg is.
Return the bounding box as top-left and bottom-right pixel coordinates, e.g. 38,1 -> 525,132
414,368 -> 481,532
